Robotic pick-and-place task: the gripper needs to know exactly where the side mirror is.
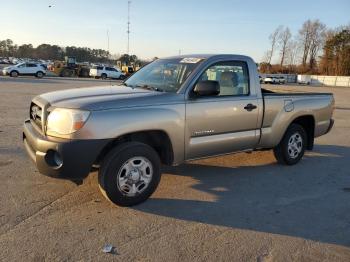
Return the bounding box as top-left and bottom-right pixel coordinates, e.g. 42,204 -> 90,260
193,80 -> 220,96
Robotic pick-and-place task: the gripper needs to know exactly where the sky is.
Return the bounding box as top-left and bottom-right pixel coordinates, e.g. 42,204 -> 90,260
1,0 -> 349,62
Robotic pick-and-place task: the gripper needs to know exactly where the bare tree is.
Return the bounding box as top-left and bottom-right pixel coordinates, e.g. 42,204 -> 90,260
266,25 -> 283,64
278,26 -> 292,66
286,39 -> 299,68
308,20 -> 326,69
299,20 -> 313,67
262,50 -> 271,63
299,19 -> 327,69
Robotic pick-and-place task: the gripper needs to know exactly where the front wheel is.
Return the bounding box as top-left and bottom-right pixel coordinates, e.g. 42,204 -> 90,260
98,142 -> 161,206
273,123 -> 307,165
10,71 -> 19,77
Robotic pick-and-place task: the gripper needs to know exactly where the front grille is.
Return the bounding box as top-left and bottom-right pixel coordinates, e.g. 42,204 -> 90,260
30,102 -> 43,130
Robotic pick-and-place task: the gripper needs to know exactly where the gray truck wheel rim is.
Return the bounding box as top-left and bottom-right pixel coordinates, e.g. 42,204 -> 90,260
116,156 -> 153,196
288,132 -> 303,158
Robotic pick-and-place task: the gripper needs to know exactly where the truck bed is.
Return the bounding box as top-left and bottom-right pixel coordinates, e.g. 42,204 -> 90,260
258,87 -> 334,149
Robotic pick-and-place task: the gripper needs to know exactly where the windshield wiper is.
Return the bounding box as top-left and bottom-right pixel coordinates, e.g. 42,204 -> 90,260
135,84 -> 163,92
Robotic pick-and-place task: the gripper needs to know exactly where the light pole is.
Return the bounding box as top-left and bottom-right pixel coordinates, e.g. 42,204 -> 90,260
127,0 -> 131,55
107,29 -> 110,60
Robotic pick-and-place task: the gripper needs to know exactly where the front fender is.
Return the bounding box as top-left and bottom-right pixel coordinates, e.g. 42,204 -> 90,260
73,104 -> 186,164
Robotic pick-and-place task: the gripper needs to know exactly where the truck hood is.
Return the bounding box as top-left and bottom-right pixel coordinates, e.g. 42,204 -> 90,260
39,85 -> 181,111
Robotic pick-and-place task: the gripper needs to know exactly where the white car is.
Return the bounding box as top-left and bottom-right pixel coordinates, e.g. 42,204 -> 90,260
89,66 -> 126,80
2,63 -> 46,78
263,76 -> 276,84
276,76 -> 286,84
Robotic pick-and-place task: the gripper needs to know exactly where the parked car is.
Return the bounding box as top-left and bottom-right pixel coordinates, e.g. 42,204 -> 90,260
276,76 -> 286,84
0,58 -> 11,64
262,76 -> 286,84
2,62 -> 46,78
89,66 -> 126,80
23,54 -> 334,207
263,76 -> 275,84
298,75 -> 311,85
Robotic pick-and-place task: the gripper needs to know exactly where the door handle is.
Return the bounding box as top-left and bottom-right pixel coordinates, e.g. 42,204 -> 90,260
244,103 -> 257,111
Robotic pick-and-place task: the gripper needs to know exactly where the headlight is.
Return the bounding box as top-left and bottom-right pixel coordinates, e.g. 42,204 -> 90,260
46,108 -> 90,136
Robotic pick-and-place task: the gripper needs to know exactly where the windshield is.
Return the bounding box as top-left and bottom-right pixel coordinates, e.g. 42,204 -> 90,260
124,58 -> 203,92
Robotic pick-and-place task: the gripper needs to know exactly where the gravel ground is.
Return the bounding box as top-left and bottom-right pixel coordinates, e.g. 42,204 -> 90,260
0,76 -> 349,261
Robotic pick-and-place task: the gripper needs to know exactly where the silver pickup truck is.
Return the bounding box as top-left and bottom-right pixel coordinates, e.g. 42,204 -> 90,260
23,54 -> 334,206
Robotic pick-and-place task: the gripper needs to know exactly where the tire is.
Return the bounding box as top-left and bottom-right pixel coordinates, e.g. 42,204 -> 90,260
61,68 -> 74,77
36,71 -> 44,78
10,70 -> 19,77
273,123 -> 307,165
98,142 -> 161,206
119,75 -> 126,80
101,73 -> 107,80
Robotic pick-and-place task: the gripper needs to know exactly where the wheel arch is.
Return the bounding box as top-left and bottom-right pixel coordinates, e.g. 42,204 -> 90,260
10,70 -> 19,75
94,130 -> 174,166
287,115 -> 315,150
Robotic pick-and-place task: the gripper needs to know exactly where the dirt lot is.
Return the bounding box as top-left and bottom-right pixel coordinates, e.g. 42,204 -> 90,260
0,76 -> 349,261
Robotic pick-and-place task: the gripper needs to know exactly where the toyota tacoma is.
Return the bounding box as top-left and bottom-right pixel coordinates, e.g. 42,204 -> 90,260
23,54 -> 334,206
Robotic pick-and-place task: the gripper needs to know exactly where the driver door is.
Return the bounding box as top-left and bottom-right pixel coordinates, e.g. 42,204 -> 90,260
185,60 -> 260,160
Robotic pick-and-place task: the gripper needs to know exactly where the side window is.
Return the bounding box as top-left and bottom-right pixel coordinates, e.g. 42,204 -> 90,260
105,67 -> 113,71
27,63 -> 37,67
197,61 -> 250,96
18,63 -> 26,68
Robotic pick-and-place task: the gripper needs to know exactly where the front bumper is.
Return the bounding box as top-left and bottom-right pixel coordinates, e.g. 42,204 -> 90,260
23,120 -> 110,179
2,70 -> 8,76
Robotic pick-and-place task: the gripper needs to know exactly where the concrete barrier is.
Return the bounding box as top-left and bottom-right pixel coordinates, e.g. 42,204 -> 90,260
261,73 -> 350,87
308,75 -> 350,87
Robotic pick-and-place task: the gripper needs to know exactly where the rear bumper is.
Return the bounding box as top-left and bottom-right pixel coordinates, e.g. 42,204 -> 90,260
23,120 -> 110,180
325,119 -> 334,134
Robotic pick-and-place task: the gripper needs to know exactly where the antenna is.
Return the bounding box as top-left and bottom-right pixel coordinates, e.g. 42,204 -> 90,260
127,0 -> 131,55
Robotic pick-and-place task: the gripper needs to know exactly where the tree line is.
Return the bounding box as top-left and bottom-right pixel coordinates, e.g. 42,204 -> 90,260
0,39 -> 145,66
261,20 -> 350,76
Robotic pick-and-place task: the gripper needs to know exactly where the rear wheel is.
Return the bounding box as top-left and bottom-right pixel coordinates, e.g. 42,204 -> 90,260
98,142 -> 161,206
61,68 -> 74,77
101,73 -> 107,80
273,123 -> 307,165
35,71 -> 44,78
10,71 -> 19,77
119,75 -> 126,80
